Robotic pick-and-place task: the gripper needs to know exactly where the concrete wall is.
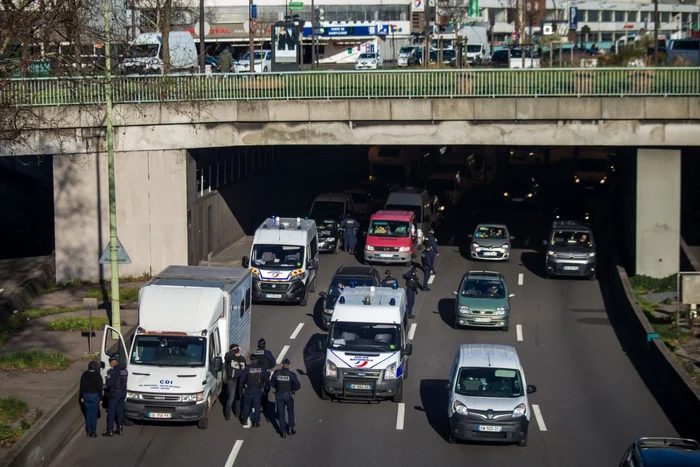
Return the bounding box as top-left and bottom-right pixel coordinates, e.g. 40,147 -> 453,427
635,148 -> 681,278
53,150 -> 187,282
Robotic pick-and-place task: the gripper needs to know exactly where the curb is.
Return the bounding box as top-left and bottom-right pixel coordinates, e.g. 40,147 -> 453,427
0,253 -> 55,323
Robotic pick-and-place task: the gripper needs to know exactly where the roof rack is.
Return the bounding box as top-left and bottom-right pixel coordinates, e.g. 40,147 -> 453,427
467,270 -> 502,276
637,437 -> 700,450
552,220 -> 588,228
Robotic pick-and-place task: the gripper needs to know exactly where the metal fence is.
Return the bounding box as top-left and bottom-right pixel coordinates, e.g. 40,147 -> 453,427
1,67 -> 699,107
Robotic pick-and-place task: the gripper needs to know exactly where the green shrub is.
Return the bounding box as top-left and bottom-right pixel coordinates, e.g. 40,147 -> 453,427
0,350 -> 72,371
629,274 -> 677,294
0,396 -> 40,447
46,316 -> 124,332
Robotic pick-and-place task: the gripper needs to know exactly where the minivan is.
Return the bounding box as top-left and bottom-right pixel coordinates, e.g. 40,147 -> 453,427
364,210 -> 419,266
384,188 -> 441,245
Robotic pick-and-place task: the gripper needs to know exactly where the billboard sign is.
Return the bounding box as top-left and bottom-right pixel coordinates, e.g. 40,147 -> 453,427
273,24 -> 298,63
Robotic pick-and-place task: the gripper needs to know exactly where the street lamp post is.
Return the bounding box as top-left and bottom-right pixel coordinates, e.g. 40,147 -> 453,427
653,0 -> 659,65
199,0 -> 206,72
249,0 -> 255,75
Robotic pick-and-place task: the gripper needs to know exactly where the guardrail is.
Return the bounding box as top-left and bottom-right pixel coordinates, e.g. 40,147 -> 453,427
1,67 -> 699,106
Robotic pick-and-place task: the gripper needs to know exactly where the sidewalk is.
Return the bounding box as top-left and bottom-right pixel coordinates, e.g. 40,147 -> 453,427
205,236 -> 252,266
0,282 -> 142,462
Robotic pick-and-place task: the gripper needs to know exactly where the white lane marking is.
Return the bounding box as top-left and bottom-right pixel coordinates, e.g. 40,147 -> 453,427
448,235 -> 455,245
224,440 -> 244,467
524,237 -> 531,246
427,274 -> 436,285
277,345 -> 290,364
243,417 -> 251,429
408,323 -> 417,340
532,404 -> 548,431
518,273 -> 524,286
516,324 -> 523,341
0,289 -> 4,294
396,403 -> 406,430
290,323 -> 304,340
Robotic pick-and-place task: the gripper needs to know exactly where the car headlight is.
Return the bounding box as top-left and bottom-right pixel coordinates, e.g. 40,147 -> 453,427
547,250 -> 557,257
575,178 -> 580,183
182,392 -> 205,402
472,242 -> 479,248
126,391 -> 140,400
365,245 -> 375,251
495,307 -> 506,315
512,403 -> 527,418
459,305 -> 470,314
327,237 -> 336,242
453,400 -> 469,415
527,193 -> 533,198
503,192 -> 509,197
439,206 -> 445,211
325,360 -> 338,378
385,362 -> 398,379
600,178 -> 606,184
588,252 -> 596,258
250,268 -> 260,276
372,60 -> 377,64
399,247 -> 410,252
502,244 -> 509,249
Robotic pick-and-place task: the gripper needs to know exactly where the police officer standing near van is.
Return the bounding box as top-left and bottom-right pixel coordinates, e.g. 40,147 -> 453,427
402,268 -> 420,319
421,243 -> 435,292
102,355 -> 128,437
340,214 -> 359,254
240,354 -> 269,427
224,344 -> 246,421
380,269 -> 398,288
252,339 -> 276,412
270,358 -> 301,438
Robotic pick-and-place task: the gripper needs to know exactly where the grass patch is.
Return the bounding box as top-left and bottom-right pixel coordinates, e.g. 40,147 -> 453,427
0,396 -> 32,447
0,350 -> 72,371
46,316 -> 125,332
85,287 -> 140,303
629,274 -> 677,295
0,307 -> 82,347
21,307 -> 81,320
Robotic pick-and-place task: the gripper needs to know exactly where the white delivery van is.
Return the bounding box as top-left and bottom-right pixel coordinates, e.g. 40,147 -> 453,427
460,23 -> 491,65
384,187 -> 442,245
242,217 -> 319,306
120,31 -> 198,74
318,285 -> 412,402
574,148 -> 611,190
100,265 -> 252,430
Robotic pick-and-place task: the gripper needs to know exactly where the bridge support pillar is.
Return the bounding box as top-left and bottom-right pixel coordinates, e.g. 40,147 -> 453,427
635,148 -> 680,278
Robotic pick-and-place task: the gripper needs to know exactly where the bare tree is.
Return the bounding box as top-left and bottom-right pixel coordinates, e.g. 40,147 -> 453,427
437,0 -> 471,68
162,0 -> 172,72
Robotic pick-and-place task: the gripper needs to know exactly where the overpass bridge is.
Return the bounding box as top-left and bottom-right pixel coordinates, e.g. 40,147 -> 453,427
0,67 -> 698,281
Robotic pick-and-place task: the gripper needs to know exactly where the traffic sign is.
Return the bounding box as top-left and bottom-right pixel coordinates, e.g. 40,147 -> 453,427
99,238 -> 132,265
289,1 -> 304,10
251,4 -> 257,19
250,19 -> 258,33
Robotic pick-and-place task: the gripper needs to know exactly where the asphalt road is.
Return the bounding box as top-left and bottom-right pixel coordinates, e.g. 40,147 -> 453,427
54,170 -> 677,467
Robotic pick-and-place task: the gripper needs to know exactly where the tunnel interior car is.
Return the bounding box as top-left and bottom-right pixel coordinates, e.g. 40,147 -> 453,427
452,271 -> 515,331
619,437 -> 700,467
552,197 -> 594,225
502,176 -> 539,203
468,224 -> 514,262
543,221 -> 597,280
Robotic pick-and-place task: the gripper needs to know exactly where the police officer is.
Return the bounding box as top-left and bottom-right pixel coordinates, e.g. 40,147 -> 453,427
224,344 -> 246,421
102,355 -> 128,437
427,228 -> 439,262
421,243 -> 436,292
380,269 -> 398,288
340,214 -> 359,254
240,354 -> 269,427
402,268 -> 420,319
252,338 -> 276,412
270,358 -> 301,438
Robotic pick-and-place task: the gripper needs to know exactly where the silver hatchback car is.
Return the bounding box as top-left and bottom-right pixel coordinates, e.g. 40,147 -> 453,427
468,224 -> 514,262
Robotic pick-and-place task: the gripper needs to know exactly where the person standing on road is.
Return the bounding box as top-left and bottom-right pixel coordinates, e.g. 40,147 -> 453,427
240,354 -> 269,427
270,358 -> 301,438
102,355 -> 128,437
421,243 -> 435,292
252,338 -> 276,412
224,344 -> 246,421
218,46 -> 233,73
380,269 -> 398,288
402,268 -> 420,319
340,214 -> 359,254
80,360 -> 103,438
426,228 -> 439,261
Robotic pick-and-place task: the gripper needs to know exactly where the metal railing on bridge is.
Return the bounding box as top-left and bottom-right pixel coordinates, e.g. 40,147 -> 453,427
1,67 -> 699,107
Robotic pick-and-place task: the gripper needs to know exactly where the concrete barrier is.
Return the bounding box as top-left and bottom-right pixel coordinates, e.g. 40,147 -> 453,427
681,236 -> 700,272
608,254 -> 700,440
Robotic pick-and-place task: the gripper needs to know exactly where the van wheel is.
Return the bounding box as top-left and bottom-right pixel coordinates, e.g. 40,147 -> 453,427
123,417 -> 134,427
309,278 -> 317,293
392,382 -> 403,403
197,417 -> 209,430
300,288 -> 309,307
517,434 -> 528,447
321,388 -> 330,401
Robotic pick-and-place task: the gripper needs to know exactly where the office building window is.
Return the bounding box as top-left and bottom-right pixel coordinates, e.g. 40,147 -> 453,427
601,32 -> 613,41
494,8 -> 506,23
614,11 -> 624,22
661,12 -> 670,23
602,10 -> 612,22
639,11 -> 648,22
586,10 -> 598,21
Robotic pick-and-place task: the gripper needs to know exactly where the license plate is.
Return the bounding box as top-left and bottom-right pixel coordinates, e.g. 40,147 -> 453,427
512,198 -> 524,202
379,254 -> 394,258
474,317 -> 491,323
265,293 -> 282,298
349,383 -> 372,390
585,186 -> 595,189
563,266 -> 579,271
148,413 -> 172,419
477,425 -> 503,432
482,251 -> 497,256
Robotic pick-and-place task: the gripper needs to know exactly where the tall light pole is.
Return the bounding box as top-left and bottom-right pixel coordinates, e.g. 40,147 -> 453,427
249,0 -> 255,75
103,0 -> 121,334
653,0 -> 659,65
311,0 -> 316,69
199,0 -> 206,72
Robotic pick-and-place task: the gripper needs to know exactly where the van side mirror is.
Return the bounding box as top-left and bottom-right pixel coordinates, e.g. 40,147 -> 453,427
307,260 -> 315,270
526,384 -> 537,394
212,357 -> 223,373
316,340 -> 326,352
241,256 -> 249,268
404,343 -> 413,356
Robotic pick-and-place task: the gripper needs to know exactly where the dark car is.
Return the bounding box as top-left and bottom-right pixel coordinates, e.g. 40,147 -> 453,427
318,265 -> 381,329
490,49 -> 509,67
619,437 -> 700,467
502,176 -> 539,203
313,217 -> 341,254
543,221 -> 596,280
553,197 -> 594,225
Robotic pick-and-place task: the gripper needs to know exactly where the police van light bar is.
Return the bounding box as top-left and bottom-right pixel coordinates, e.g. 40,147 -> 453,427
339,296 -> 346,304
350,281 -> 356,288
389,298 -> 396,306
370,286 -> 376,292
363,296 -> 371,305
392,282 -> 398,289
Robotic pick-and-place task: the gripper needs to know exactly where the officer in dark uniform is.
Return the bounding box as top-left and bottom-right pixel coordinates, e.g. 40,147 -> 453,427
252,339 -> 276,412
402,268 -> 420,319
240,354 -> 269,427
380,269 -> 398,288
427,228 -> 439,265
102,355 -> 128,436
421,243 -> 436,292
270,358 -> 301,438
340,214 -> 359,254
224,344 -> 246,421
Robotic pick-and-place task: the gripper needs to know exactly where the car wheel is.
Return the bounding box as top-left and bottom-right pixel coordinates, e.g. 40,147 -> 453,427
321,388 -> 330,401
503,322 -> 509,332
197,417 -> 209,429
447,430 -> 457,444
123,417 -> 134,426
588,273 -> 596,281
517,434 -> 528,447
300,288 -> 309,307
392,382 -> 403,403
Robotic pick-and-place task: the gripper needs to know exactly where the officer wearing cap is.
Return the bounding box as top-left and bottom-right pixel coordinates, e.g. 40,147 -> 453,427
270,358 -> 301,438
380,269 -> 398,288
240,354 -> 269,427
402,268 -> 420,319
252,338 -> 276,412
102,354 -> 128,437
224,344 -> 246,421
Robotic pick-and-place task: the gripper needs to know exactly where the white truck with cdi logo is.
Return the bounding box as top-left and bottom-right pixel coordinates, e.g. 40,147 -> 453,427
100,265 -> 252,429
318,285 -> 412,402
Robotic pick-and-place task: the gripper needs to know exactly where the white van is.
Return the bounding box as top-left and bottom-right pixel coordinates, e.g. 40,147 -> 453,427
100,265 -> 252,430
447,344 -> 537,445
120,31 -> 197,74
574,148 -> 610,189
242,217 -> 319,306
318,285 -> 412,402
384,187 -> 442,245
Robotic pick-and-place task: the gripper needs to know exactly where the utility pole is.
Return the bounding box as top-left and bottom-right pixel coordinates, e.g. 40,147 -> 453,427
249,0 -> 255,75
199,0 -> 205,72
103,0 -> 121,334
653,0 -> 659,65
311,0 -> 316,69
424,6 -> 431,67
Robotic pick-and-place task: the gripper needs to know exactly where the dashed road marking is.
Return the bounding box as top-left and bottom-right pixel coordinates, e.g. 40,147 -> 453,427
396,403 -> 406,430
518,273 -> 524,286
277,345 -> 290,364
428,274 -> 436,285
224,440 -> 244,466
524,237 -> 531,246
408,323 -> 417,340
243,418 -> 251,429
516,324 -> 523,341
532,404 -> 547,431
290,323 -> 304,340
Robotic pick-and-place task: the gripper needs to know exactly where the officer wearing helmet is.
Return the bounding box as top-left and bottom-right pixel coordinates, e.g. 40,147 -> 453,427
380,269 -> 398,288
252,338 -> 276,411
240,353 -> 269,427
270,358 -> 301,438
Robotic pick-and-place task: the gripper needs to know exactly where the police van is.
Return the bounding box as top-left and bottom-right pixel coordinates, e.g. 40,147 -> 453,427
318,285 -> 413,403
242,217 -> 319,306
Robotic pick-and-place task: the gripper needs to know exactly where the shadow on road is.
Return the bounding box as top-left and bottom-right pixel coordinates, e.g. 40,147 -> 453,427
519,251 -> 545,279
417,379 -> 449,442
437,298 -> 455,329
300,333 -> 327,400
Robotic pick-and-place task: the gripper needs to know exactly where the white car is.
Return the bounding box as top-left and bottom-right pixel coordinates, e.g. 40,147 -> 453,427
355,52 -> 383,70
236,50 -> 271,73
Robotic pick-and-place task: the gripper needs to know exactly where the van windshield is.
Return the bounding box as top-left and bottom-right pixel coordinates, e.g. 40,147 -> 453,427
368,220 -> 410,237
310,201 -> 345,220
576,159 -> 608,173
330,322 -> 401,352
455,367 -> 524,398
252,244 -> 305,269
399,47 -> 414,54
467,45 -> 482,52
127,44 -> 159,58
130,335 -> 206,367
550,230 -> 592,247
385,204 -> 421,220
